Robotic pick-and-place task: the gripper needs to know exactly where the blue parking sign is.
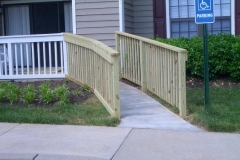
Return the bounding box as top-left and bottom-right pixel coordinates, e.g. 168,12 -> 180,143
195,0 -> 215,24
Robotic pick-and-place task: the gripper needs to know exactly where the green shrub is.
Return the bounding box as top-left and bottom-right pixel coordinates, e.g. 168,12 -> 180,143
22,84 -> 36,104
82,84 -> 91,92
6,83 -> 21,104
54,85 -> 70,106
39,82 -> 54,104
0,82 -> 8,102
155,33 -> 240,81
0,88 -> 5,102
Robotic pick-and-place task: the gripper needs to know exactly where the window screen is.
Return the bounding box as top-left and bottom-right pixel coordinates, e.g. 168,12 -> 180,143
170,0 -> 195,19
171,20 -> 197,38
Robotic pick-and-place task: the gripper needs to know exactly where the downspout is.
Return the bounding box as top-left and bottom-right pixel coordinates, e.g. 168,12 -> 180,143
231,0 -> 235,35
119,0 -> 125,32
119,0 -> 124,76
72,0 -> 76,34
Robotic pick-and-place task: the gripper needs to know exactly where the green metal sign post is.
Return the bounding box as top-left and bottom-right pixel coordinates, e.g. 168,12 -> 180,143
195,0 -> 214,108
203,24 -> 210,107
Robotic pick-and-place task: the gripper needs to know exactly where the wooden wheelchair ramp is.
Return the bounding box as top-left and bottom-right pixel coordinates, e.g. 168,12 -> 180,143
118,82 -> 202,131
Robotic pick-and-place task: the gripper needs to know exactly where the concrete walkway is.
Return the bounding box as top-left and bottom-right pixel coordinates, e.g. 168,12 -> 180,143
0,123 -> 240,160
119,82 -> 202,131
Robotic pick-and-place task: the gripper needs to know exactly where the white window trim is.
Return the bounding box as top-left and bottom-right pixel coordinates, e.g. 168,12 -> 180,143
231,0 -> 235,35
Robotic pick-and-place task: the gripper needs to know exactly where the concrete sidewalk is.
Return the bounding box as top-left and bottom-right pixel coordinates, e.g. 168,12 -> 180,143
0,123 -> 240,160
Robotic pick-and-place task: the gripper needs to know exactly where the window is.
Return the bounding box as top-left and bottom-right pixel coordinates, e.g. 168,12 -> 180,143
170,0 -> 231,38
4,2 -> 72,36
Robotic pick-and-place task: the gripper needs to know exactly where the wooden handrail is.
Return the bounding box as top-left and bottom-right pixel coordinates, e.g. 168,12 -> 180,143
64,33 -> 120,119
115,31 -> 187,54
116,31 -> 188,117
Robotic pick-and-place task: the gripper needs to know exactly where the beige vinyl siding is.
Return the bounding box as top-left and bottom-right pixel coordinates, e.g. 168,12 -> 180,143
133,0 -> 154,38
125,0 -> 134,34
75,0 -> 119,48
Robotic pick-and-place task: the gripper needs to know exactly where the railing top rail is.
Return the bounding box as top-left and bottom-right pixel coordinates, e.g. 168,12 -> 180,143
0,33 -> 64,43
115,31 -> 187,53
63,33 -> 119,64
63,33 -> 119,56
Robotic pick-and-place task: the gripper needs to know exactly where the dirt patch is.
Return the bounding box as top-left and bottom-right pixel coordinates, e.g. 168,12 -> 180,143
121,78 -> 240,89
186,78 -> 240,88
120,78 -> 141,89
0,79 -> 94,108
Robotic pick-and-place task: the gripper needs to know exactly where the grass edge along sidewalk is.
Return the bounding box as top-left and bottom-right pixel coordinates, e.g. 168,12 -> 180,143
0,80 -> 119,127
148,87 -> 240,133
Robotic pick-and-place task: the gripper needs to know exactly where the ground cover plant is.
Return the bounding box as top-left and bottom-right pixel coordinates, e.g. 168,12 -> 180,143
0,79 -> 119,126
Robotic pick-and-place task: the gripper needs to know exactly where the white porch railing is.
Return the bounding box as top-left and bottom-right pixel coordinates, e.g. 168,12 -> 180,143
0,33 -> 67,79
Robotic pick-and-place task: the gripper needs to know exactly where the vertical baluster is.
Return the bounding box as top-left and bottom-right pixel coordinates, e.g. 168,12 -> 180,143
49,42 -> 52,74
20,44 -> 24,75
60,42 -> 63,74
14,44 -> 18,75
63,41 -> 68,74
31,43 -> 35,75
37,42 -> 40,74
79,46 -> 82,82
26,43 -> 29,75
167,49 -> 171,103
161,48 -> 164,99
43,42 -> 46,74
54,42 -> 58,74
3,44 -> 8,75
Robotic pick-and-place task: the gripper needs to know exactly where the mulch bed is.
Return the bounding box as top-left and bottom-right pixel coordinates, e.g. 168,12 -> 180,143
120,78 -> 240,89
2,77 -> 240,108
0,79 -> 94,108
186,78 -> 240,88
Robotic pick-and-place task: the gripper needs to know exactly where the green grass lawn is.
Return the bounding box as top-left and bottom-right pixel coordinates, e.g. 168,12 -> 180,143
0,96 -> 119,127
186,87 -> 240,132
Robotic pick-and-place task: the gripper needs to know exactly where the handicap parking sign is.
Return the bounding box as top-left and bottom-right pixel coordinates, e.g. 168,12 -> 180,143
195,0 -> 215,24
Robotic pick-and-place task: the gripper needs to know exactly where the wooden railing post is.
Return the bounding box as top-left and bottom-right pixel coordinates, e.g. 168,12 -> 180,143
63,41 -> 68,74
178,51 -> 187,117
140,41 -> 147,92
115,33 -> 122,79
112,55 -> 120,119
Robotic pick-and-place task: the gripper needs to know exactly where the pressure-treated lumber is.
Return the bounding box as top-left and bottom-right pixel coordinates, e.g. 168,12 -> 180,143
116,31 -> 188,117
64,33 -> 120,119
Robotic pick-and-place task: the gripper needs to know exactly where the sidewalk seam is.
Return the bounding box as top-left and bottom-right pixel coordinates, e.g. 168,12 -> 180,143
110,128 -> 133,160
0,123 -> 21,137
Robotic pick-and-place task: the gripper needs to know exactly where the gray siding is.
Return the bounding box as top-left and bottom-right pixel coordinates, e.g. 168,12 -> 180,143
76,0 -> 119,48
133,0 -> 154,38
124,0 -> 134,34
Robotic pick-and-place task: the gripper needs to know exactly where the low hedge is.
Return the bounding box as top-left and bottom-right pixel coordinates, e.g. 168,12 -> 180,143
155,33 -> 240,81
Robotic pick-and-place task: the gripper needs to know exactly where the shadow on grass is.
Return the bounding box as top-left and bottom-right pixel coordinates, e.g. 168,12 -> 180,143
0,96 -> 120,127
186,87 -> 240,132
